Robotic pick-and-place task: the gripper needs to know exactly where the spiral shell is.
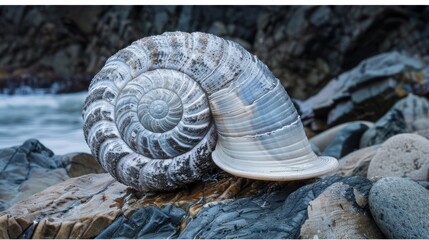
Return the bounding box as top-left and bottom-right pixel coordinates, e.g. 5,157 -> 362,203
83,32 -> 338,191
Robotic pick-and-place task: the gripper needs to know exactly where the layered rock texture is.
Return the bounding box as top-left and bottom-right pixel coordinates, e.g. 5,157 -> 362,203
2,6 -> 429,97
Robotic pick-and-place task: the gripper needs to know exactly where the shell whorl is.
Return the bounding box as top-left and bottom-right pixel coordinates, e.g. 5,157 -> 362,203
83,32 -> 338,191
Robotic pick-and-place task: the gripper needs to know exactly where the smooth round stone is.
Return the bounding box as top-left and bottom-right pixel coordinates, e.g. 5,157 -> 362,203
369,177 -> 429,238
367,133 -> 429,180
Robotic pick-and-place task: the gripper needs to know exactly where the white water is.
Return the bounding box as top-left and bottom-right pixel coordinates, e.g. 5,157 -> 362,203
0,92 -> 91,155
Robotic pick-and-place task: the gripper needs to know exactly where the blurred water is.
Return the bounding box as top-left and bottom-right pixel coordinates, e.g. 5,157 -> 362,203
0,92 -> 91,155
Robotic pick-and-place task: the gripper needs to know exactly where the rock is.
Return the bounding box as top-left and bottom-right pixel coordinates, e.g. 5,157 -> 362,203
300,51 -> 429,131
0,6 -> 262,94
367,133 -> 429,180
310,121 -> 373,152
369,177 -> 429,238
359,108 -> 407,147
300,182 -> 383,238
0,165 -> 376,239
59,152 -> 106,177
255,6 -> 429,100
321,121 -> 372,159
336,145 -> 380,177
0,139 -> 103,211
360,94 -> 429,148
392,94 -> 429,131
178,176 -> 375,239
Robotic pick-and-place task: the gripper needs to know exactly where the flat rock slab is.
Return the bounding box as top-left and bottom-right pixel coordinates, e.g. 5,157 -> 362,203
0,171 -> 379,238
369,177 -> 429,238
0,139 -> 104,212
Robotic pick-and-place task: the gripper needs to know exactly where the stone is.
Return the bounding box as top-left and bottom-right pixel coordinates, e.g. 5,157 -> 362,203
310,121 -> 373,153
300,51 -> 429,132
389,94 -> 429,131
360,108 -> 407,148
300,182 -> 383,238
367,133 -> 429,181
321,121 -> 372,159
0,161 -> 376,239
0,139 -> 104,211
59,152 -> 106,177
369,177 -> 429,238
336,145 -> 380,177
178,176 -> 375,239
255,6 -> 429,100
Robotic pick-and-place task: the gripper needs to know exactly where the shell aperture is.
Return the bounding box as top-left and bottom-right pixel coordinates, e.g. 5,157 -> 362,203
83,32 -> 338,191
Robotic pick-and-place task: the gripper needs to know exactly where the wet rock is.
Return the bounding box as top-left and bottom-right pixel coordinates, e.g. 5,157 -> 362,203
321,121 -> 372,159
97,205 -> 186,239
300,182 -> 383,238
310,121 -> 373,153
179,176 -> 374,239
369,177 -> 429,238
359,108 -> 407,147
256,6 -> 429,100
1,161 -> 375,239
0,139 -> 103,211
301,51 -> 429,131
367,133 -> 429,180
336,145 -> 380,177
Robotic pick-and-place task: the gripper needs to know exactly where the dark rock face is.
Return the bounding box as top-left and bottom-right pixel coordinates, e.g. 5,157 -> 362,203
255,6 -> 429,99
2,6 -> 429,97
0,6 -> 261,94
369,177 -> 429,238
301,51 -> 429,131
0,139 -> 104,212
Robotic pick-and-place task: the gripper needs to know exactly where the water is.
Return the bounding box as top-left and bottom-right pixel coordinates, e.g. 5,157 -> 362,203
0,92 -> 91,155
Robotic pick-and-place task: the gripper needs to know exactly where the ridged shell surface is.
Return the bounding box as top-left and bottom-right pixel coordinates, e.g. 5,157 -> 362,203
83,32 -> 338,191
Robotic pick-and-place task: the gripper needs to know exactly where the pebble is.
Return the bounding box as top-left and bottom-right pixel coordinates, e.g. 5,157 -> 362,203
367,133 -> 429,181
369,177 -> 429,238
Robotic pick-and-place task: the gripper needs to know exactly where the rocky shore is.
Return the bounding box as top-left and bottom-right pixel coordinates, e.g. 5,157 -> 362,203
2,5 -> 429,239
2,49 -> 429,238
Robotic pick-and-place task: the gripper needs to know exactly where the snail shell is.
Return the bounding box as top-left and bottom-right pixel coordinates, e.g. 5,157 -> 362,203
83,32 -> 338,191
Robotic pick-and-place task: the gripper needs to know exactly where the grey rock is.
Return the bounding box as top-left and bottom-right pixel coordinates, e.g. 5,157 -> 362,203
301,51 -> 429,131
367,133 -> 429,181
322,121 -> 371,159
0,139 -> 103,211
179,176 -> 374,239
369,177 -> 429,238
360,108 -> 407,148
96,205 -> 186,239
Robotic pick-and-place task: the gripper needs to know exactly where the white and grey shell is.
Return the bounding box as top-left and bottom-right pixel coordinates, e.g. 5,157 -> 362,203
83,32 -> 338,192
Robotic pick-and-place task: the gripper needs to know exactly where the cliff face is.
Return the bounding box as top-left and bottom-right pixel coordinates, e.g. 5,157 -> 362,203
1,6 -> 429,97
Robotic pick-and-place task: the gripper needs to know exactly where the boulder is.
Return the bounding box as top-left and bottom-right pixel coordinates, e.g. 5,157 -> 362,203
367,133 -> 429,180
369,177 -> 429,238
0,139 -> 104,211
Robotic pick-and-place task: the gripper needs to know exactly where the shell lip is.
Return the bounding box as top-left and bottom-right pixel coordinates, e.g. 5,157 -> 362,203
211,153 -> 339,181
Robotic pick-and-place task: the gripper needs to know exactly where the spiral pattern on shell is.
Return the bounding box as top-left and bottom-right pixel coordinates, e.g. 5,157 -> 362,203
83,31 -> 338,192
